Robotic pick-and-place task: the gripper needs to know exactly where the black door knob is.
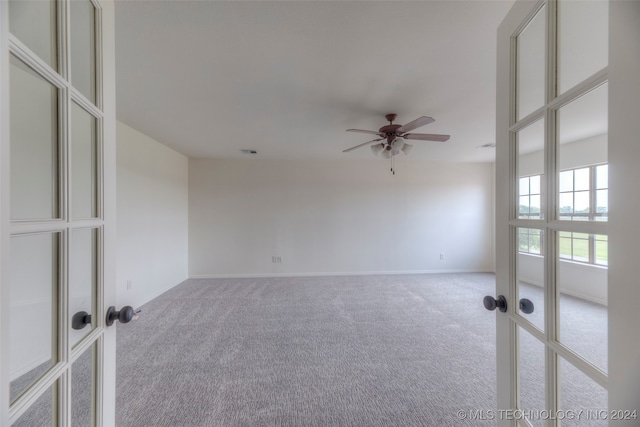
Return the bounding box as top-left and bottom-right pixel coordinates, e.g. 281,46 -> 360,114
519,298 -> 535,314
484,295 -> 507,312
106,306 -> 135,326
72,311 -> 91,330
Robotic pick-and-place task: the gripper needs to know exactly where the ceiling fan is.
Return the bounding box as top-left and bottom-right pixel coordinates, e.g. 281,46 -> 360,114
343,113 -> 450,160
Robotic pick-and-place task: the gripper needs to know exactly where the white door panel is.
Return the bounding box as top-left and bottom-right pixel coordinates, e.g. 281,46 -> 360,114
497,1 -> 640,426
1,0 -> 117,425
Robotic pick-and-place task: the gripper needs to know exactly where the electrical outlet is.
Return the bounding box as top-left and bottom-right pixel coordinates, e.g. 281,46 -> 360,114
439,253 -> 445,261
126,280 -> 133,290
272,256 -> 282,263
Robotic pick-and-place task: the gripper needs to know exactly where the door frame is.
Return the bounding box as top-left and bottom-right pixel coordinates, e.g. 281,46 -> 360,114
607,1 -> 640,419
0,0 -> 11,421
0,0 -> 117,425
496,1 -> 539,420
101,1 -> 117,424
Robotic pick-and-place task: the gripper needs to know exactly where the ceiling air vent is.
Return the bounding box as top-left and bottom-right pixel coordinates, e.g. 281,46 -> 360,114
240,149 -> 258,155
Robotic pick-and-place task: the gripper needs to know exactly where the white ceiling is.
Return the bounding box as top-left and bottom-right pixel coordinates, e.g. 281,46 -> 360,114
115,0 -> 516,162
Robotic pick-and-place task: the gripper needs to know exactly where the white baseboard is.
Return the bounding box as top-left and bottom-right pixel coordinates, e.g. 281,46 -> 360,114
125,275 -> 190,310
520,278 -> 544,287
10,354 -> 50,382
559,288 -> 607,306
516,280 -> 607,306
190,269 -> 495,279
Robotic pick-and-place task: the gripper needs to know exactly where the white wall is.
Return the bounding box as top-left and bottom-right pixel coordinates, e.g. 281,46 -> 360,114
519,133 -> 607,177
518,254 -> 607,305
9,57 -> 57,219
116,121 -> 189,309
189,158 -> 494,277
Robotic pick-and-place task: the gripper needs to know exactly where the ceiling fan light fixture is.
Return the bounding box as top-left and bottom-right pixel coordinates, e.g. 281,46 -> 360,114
392,137 -> 404,151
371,143 -> 384,155
344,114 -> 449,173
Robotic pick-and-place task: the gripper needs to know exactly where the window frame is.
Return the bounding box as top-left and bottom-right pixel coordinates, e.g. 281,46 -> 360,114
519,227 -> 543,255
518,173 -> 543,220
518,164 -> 608,267
558,163 -> 608,222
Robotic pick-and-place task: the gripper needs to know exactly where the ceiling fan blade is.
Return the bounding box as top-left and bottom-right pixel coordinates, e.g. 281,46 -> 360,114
397,116 -> 435,133
342,138 -> 384,153
403,133 -> 450,142
346,129 -> 384,136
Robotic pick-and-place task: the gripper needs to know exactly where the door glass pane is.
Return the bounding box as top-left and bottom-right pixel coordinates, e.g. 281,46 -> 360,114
517,228 -> 544,331
518,327 -> 546,427
9,0 -> 57,70
557,83 -> 608,222
70,229 -> 98,348
9,233 -> 59,402
11,382 -> 56,426
557,233 -> 607,373
10,55 -> 59,220
70,0 -> 97,103
557,0 -> 608,94
559,358 -> 607,426
517,119 -> 544,220
516,4 -> 545,120
71,102 -> 98,218
71,345 -> 95,426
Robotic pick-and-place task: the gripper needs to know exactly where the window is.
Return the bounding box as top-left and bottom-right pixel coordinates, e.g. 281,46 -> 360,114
518,174 -> 543,256
519,228 -> 542,255
559,232 -> 608,266
518,164 -> 608,267
557,164 -> 608,266
519,174 -> 542,219
559,164 -> 608,221
559,231 -> 589,262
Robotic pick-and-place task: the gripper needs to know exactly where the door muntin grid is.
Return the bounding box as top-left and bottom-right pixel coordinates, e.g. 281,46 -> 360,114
6,0 -> 105,425
509,0 -> 609,422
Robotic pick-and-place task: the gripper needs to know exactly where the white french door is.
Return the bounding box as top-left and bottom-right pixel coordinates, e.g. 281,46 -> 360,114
0,0 -> 117,425
496,1 -> 640,426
